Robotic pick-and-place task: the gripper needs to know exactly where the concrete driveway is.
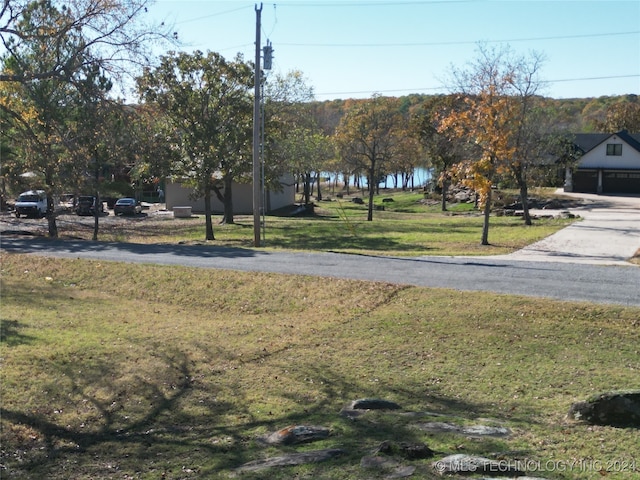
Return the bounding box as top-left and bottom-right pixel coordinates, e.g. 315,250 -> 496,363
495,191 -> 640,265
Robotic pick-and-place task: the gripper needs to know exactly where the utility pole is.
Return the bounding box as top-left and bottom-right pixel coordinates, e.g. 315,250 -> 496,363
252,3 -> 262,247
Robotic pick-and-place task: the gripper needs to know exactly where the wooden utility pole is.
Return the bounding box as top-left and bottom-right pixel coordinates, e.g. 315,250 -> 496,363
252,3 -> 262,247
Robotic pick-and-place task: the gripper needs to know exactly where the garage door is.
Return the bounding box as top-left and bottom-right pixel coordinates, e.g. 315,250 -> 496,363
603,171 -> 640,194
573,170 -> 598,193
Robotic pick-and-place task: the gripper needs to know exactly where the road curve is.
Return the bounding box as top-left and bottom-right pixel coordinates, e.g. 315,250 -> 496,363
1,236 -> 639,307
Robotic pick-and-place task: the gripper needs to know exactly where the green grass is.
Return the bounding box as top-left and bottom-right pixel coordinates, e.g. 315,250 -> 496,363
2,253 -> 639,479
86,190 -> 576,257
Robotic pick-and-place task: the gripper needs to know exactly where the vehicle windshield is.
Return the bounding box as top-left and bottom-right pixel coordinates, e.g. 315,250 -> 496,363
117,199 -> 134,205
18,194 -> 40,202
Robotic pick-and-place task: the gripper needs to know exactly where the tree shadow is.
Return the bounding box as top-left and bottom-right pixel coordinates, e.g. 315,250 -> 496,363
0,319 -> 36,346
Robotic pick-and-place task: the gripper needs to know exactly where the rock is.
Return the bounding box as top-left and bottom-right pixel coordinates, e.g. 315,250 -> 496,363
361,456 -> 416,478
351,398 -> 402,410
416,422 -> 511,438
433,454 -> 523,476
236,448 -> 345,472
567,390 -> 640,427
261,425 -> 330,445
341,398 -> 402,419
352,197 -> 364,204
375,440 -> 435,459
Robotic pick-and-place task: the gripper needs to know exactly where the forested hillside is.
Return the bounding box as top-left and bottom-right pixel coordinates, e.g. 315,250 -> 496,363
310,94 -> 640,134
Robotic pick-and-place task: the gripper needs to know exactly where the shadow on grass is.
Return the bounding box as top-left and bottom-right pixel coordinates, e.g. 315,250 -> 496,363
0,319 -> 36,346
1,341 -> 528,478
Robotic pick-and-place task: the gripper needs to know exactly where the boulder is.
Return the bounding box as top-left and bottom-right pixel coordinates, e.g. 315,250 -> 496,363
236,448 -> 345,472
568,390 -> 640,427
261,425 -> 330,445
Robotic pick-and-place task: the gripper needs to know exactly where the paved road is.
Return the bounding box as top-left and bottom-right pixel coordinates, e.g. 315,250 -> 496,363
2,192 -> 639,307
2,235 -> 639,307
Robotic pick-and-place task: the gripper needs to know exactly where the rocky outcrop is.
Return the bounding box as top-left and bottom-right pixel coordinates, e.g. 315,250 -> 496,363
568,390 -> 640,427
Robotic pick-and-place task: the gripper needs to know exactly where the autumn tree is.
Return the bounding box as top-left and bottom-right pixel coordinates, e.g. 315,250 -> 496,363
595,96 -> 640,133
137,50 -> 253,239
441,45 -> 546,243
335,95 -> 401,221
412,95 -> 467,211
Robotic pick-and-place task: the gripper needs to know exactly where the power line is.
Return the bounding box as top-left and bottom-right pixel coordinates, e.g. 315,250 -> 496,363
314,74 -> 640,98
279,31 -> 639,48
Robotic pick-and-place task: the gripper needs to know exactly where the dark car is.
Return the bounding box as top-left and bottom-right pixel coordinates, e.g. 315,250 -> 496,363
114,197 -> 142,215
76,196 -> 104,216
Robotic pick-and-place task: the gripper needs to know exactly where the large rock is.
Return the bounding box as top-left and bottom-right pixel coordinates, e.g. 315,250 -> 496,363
568,390 -> 640,427
416,421 -> 511,438
261,425 -> 330,445
236,448 -> 345,472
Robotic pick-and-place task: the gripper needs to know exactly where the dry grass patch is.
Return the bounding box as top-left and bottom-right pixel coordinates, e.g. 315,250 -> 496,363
1,253 -> 638,479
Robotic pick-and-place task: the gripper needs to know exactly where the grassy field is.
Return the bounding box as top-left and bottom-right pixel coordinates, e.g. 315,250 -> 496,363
77,189 -> 579,258
1,251 -> 639,479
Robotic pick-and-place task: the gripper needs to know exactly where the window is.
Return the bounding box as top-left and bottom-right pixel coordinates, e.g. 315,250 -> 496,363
606,144 -> 622,156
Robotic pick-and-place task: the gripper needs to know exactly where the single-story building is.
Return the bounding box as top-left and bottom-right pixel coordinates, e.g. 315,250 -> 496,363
165,175 -> 295,214
564,130 -> 640,194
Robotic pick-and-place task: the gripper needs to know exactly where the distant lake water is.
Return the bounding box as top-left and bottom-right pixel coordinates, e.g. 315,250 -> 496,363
323,167 -> 433,189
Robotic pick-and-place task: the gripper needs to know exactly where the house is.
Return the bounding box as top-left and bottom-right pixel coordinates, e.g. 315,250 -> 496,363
564,130 -> 640,194
165,175 -> 295,214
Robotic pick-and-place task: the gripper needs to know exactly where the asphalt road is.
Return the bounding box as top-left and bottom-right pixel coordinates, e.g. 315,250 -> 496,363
2,236 -> 639,307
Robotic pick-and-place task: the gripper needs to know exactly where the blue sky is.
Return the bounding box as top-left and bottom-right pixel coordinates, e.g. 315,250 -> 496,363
148,0 -> 640,101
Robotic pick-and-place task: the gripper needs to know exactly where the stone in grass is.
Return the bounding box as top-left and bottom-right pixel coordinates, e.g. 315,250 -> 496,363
416,421 -> 511,438
261,425 -> 330,445
375,440 -> 435,460
432,454 -> 523,476
340,398 -> 402,418
361,456 -> 416,478
351,398 -> 402,410
236,448 -> 345,472
568,390 -> 640,427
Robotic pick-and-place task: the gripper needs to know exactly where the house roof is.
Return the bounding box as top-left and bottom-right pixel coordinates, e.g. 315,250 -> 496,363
573,130 -> 640,154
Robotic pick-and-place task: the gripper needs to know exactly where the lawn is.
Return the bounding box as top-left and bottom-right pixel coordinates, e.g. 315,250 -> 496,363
1,253 -> 638,479
75,189 -> 578,257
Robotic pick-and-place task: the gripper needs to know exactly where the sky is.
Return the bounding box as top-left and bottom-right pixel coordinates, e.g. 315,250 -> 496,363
147,0 -> 640,101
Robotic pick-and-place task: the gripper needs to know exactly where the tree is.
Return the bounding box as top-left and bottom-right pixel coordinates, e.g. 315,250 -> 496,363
412,95 -> 466,211
1,0 -> 174,84
335,95 -> 401,221
137,50 -> 253,240
441,44 -> 545,243
595,96 -> 640,133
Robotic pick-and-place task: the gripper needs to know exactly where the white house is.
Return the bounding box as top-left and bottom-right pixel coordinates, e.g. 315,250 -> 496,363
165,174 -> 295,214
565,130 -> 640,194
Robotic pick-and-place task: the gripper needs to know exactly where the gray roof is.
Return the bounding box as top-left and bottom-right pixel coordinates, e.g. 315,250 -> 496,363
573,130 -> 640,154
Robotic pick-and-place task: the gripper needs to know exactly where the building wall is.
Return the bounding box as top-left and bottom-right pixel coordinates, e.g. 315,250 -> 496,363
578,135 -> 640,170
165,175 -> 295,214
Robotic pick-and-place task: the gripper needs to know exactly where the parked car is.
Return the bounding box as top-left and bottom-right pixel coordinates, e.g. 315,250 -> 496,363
15,190 -> 50,218
114,197 -> 142,215
76,195 -> 105,216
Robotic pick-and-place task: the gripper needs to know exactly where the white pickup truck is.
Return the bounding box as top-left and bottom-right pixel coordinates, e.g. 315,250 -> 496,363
15,190 -> 50,218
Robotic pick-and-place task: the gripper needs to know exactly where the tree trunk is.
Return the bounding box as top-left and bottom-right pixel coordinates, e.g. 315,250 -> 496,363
46,194 -> 58,238
303,172 -> 311,205
441,177 -> 449,212
481,188 -> 492,245
92,191 -> 100,241
316,174 -> 322,201
519,183 -> 532,226
219,176 -> 234,225
204,187 -> 215,240
367,167 -> 375,221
